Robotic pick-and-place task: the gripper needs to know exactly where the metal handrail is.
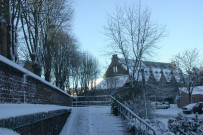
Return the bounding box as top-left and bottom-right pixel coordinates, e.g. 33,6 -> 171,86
110,95 -> 156,135
72,95 -> 111,106
73,95 -> 110,98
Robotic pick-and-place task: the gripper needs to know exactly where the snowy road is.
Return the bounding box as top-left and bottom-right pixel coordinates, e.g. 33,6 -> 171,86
60,106 -> 129,135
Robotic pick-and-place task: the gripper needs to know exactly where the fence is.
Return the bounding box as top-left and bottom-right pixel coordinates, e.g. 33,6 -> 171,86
111,95 -> 156,135
72,95 -> 111,106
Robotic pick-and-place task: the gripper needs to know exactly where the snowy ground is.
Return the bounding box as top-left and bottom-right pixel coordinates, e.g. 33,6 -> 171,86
60,106 -> 130,135
0,104 -> 71,119
0,128 -> 20,135
153,104 -> 203,128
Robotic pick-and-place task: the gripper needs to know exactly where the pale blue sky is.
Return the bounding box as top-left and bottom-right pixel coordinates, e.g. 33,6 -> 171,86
72,0 -> 203,74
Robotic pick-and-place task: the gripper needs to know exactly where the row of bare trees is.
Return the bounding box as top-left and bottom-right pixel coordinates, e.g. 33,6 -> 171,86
71,52 -> 100,95
20,0 -> 73,76
0,0 -> 73,74
0,0 -> 100,92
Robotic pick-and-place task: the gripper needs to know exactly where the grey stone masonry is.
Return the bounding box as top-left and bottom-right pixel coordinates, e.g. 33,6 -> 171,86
0,109 -> 71,135
0,55 -> 72,106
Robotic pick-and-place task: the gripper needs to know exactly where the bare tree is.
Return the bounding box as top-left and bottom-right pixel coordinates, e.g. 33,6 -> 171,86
40,0 -> 73,81
172,48 -> 202,103
20,0 -> 45,76
79,52 -> 100,93
70,51 -> 81,95
19,0 -> 73,77
52,31 -> 77,90
0,0 -> 20,62
104,2 -> 165,118
104,3 -> 165,82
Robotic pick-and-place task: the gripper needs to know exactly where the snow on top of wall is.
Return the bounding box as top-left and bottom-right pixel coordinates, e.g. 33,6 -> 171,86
179,86 -> 203,95
0,128 -> 20,135
95,75 -> 129,90
0,55 -> 71,97
0,104 -> 71,120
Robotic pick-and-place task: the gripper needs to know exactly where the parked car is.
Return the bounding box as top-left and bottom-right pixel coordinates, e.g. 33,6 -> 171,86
162,101 -> 170,108
156,102 -> 170,109
182,103 -> 196,114
192,102 -> 203,114
182,102 -> 203,114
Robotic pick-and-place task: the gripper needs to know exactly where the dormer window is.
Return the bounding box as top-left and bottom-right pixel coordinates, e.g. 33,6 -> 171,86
113,66 -> 118,72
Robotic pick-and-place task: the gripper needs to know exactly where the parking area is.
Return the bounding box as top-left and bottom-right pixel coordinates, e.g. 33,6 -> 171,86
152,104 -> 203,128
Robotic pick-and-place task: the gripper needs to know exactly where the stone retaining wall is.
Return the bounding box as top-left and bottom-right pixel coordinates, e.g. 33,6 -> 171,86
0,109 -> 71,135
0,55 -> 72,106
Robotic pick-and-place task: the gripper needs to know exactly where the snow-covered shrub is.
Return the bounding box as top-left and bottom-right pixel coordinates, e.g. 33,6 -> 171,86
125,118 -> 175,135
146,119 -> 175,135
125,118 -> 136,132
168,113 -> 203,135
125,118 -> 148,134
124,94 -> 154,119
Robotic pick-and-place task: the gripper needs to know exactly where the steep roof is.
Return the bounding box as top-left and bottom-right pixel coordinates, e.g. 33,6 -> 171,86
142,61 -> 176,69
118,57 -> 182,83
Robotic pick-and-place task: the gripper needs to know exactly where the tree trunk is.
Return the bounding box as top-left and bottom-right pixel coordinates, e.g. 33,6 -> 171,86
44,70 -> 51,82
141,69 -> 148,119
189,93 -> 192,104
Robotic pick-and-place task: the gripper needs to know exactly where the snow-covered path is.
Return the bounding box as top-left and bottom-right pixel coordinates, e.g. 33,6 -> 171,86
60,106 -> 129,135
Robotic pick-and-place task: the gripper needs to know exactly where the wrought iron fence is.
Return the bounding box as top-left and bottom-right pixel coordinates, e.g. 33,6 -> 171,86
110,95 -> 156,135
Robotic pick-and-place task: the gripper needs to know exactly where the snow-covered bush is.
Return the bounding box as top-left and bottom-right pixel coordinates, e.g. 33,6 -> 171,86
124,94 -> 154,119
168,113 -> 203,135
125,119 -> 174,135
125,118 -> 136,132
146,119 -> 175,135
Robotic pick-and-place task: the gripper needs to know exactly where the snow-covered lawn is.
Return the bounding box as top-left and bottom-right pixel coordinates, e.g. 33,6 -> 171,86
60,106 -> 130,135
0,104 -> 71,119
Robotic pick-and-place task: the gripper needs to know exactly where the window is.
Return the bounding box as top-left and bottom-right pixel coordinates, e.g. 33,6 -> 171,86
113,66 -> 118,72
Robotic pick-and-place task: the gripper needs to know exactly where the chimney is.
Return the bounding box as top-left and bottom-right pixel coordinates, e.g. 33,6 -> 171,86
112,54 -> 118,62
171,61 -> 176,67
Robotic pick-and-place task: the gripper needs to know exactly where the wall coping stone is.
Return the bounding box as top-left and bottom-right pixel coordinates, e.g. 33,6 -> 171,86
0,109 -> 71,129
